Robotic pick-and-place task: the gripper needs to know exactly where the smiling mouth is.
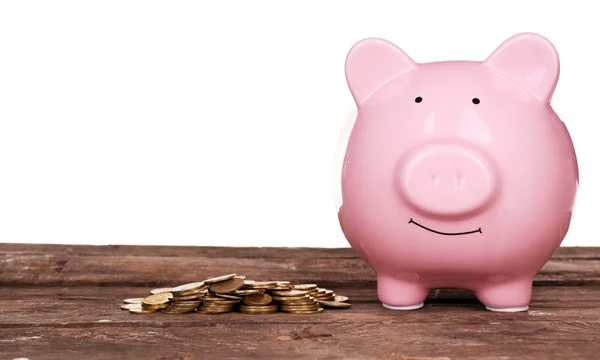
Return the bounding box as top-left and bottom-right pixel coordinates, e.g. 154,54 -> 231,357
409,218 -> 482,236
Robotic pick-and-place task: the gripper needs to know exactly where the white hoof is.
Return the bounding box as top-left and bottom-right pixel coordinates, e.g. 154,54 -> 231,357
485,305 -> 529,312
382,302 -> 424,310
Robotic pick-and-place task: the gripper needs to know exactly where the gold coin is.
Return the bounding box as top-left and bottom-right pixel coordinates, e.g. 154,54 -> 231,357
243,281 -> 278,289
199,307 -> 234,313
280,308 -> 319,313
204,295 -> 239,301
171,296 -> 201,302
121,303 -> 142,310
271,295 -> 307,301
169,301 -> 201,307
280,304 -> 320,311
279,299 -> 318,306
271,285 -> 293,290
232,289 -> 264,295
278,295 -> 314,301
292,284 -> 318,291
171,292 -> 205,301
129,308 -> 157,314
170,300 -> 201,305
278,297 -> 317,303
150,287 -> 173,295
240,310 -> 278,315
199,303 -> 234,308
199,304 -> 234,310
243,293 -> 273,306
203,274 -> 236,284
315,297 -> 335,302
162,308 -> 195,314
270,289 -> 306,297
168,302 -> 200,307
201,299 -> 239,306
170,282 -> 207,295
288,289 -> 310,294
201,299 -> 236,304
200,301 -> 236,307
334,295 -> 349,302
209,277 -> 245,293
310,294 -> 335,299
285,308 -> 324,314
239,308 -> 278,315
169,307 -> 200,311
244,280 -> 255,285
123,298 -> 144,304
168,306 -> 200,311
239,304 -> 278,312
169,302 -> 200,309
142,303 -> 170,310
203,296 -> 231,301
239,308 -> 278,314
175,287 -> 208,297
142,293 -> 172,306
215,293 -> 243,300
317,300 -> 351,308
197,308 -> 233,314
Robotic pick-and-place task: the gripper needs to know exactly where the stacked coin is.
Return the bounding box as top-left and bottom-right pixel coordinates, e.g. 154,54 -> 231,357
195,274 -> 243,314
271,289 -> 322,314
163,282 -> 208,314
132,292 -> 173,314
121,274 -> 351,315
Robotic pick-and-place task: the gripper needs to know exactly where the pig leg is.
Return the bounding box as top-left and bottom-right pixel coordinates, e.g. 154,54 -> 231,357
475,278 -> 533,312
377,275 -> 429,310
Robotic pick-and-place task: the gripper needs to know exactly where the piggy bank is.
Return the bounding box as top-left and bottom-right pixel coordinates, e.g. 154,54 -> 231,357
337,33 -> 578,312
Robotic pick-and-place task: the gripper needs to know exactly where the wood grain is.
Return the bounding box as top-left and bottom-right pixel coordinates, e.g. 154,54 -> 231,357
1,285 -> 599,360
0,244 -> 599,360
1,245 -> 599,287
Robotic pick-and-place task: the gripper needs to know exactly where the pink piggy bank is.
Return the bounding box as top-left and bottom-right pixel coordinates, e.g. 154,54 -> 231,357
338,33 -> 578,312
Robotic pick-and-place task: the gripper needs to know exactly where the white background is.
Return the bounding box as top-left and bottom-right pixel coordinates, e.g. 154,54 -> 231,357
0,1 -> 597,247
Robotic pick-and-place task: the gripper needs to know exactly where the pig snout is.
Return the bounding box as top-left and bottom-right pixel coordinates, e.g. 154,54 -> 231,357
396,143 -> 498,217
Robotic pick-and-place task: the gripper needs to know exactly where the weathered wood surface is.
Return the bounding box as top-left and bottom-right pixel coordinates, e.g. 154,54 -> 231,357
0,244 -> 599,360
1,244 -> 599,287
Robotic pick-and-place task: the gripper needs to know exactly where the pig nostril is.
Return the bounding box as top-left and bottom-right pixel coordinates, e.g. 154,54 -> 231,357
455,173 -> 465,188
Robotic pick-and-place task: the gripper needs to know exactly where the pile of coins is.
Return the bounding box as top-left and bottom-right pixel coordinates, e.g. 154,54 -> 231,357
121,273 -> 351,315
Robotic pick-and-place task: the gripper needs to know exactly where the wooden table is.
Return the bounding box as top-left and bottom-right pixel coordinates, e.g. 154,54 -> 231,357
1,244 -> 599,360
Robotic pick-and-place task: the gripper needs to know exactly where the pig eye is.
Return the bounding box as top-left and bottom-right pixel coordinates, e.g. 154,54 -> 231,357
472,98 -> 480,104
415,97 -> 423,103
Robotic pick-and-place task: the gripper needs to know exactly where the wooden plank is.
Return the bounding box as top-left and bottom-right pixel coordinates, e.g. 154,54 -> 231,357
1,286 -> 600,326
1,247 -> 599,286
1,243 -> 599,359
1,243 -> 598,259
0,243 -> 360,258
1,285 -> 599,360
1,321 -> 599,360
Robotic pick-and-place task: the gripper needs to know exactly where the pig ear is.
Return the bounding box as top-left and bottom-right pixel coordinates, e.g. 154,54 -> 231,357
483,32 -> 559,102
345,37 -> 416,104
